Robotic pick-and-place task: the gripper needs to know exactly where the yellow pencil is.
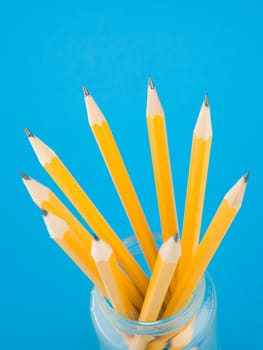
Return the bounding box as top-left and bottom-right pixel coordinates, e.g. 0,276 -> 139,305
41,209 -> 106,295
83,87 -> 157,270
176,95 -> 212,279
163,173 -> 249,318
91,236 -> 138,320
21,174 -> 144,310
146,78 -> 179,242
138,233 -> 181,321
21,173 -> 94,250
129,233 -> 181,350
24,129 -> 148,295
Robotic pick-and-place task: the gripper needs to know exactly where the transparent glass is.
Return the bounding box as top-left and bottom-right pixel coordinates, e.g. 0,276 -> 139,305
90,234 -> 220,350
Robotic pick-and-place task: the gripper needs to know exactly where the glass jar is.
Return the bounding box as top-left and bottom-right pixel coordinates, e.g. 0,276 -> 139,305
90,234 -> 220,350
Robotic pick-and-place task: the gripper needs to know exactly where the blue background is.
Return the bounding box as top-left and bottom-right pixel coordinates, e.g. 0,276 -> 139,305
1,1 -> 262,349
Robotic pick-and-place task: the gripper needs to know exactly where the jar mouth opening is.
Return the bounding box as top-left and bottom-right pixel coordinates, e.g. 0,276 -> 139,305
92,274 -> 206,335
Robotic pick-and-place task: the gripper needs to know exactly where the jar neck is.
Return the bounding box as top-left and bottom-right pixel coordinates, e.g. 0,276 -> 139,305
92,274 -> 206,336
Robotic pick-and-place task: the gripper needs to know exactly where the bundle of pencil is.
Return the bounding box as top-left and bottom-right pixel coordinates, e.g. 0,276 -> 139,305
21,78 -> 248,349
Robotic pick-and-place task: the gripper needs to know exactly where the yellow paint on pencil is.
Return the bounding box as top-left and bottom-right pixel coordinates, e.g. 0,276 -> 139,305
178,95 -> 212,280
146,79 -> 179,242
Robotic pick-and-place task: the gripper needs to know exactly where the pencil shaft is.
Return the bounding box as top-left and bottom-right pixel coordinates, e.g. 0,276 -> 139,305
139,261 -> 176,321
147,115 -> 179,241
177,136 -> 211,278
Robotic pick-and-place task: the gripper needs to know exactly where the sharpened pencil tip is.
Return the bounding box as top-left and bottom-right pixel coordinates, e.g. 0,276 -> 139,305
244,171 -> 249,183
41,209 -> 48,216
24,128 -> 34,138
173,232 -> 179,242
204,94 -> 209,107
82,85 -> 89,97
20,172 -> 31,180
148,76 -> 155,90
93,234 -> 99,241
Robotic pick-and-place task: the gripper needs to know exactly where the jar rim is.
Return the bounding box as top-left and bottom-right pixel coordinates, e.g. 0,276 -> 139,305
92,272 -> 206,335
